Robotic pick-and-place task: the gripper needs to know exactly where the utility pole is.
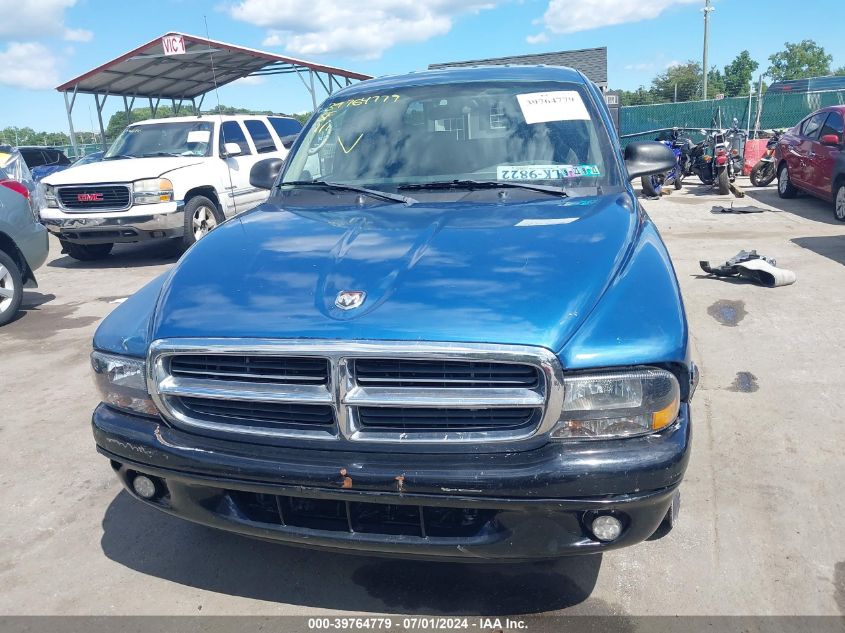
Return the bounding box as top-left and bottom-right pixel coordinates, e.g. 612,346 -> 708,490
702,0 -> 714,99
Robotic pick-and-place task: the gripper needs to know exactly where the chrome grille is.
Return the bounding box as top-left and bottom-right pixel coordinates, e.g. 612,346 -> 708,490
57,184 -> 131,211
170,355 -> 329,385
178,397 -> 334,430
357,407 -> 538,432
149,340 -> 563,444
353,359 -> 539,388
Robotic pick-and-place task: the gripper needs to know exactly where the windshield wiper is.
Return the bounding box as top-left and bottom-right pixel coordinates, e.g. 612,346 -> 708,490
102,154 -> 137,161
282,180 -> 417,205
398,179 -> 569,197
139,152 -> 180,158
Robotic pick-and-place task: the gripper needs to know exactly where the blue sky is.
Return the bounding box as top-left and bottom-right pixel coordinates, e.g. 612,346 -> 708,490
1,0 -> 844,135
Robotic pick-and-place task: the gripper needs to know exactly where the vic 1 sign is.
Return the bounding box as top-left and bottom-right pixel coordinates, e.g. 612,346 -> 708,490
162,35 -> 186,56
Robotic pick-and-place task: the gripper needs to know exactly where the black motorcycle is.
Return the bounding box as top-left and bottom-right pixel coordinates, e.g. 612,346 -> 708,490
693,120 -> 746,194
749,130 -> 784,187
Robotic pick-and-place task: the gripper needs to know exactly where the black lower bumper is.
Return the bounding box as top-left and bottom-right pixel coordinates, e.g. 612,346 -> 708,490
93,404 -> 691,562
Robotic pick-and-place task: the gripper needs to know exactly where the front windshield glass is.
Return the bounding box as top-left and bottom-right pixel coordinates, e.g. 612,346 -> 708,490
282,80 -> 622,197
104,121 -> 214,159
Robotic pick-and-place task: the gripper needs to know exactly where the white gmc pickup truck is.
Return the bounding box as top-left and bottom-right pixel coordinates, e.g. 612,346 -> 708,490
41,114 -> 301,260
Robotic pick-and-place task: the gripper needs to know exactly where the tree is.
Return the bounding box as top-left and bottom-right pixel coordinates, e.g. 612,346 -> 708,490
835,67 -> 845,77
651,61 -> 702,102
723,50 -> 759,97
707,67 -> 726,99
767,40 -> 832,81
615,87 -> 662,106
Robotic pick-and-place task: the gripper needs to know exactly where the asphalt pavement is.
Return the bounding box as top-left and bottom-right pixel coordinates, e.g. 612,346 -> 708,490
1,177 -> 843,616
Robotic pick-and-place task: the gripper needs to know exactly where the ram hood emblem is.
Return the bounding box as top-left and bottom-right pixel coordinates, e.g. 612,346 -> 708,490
335,290 -> 366,310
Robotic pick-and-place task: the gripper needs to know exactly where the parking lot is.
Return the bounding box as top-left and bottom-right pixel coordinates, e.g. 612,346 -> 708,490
0,176 -> 843,617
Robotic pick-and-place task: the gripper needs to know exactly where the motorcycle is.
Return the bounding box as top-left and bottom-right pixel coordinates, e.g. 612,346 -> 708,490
749,130 -> 784,187
640,128 -> 695,197
693,120 -> 746,195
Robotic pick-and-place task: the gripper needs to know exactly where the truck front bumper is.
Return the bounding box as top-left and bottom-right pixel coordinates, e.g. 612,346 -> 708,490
40,201 -> 185,244
93,403 -> 691,562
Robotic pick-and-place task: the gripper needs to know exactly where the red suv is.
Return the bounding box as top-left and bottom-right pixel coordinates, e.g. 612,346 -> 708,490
777,105 -> 845,221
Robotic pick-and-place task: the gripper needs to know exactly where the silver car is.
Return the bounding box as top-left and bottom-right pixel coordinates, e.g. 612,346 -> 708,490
0,151 -> 49,326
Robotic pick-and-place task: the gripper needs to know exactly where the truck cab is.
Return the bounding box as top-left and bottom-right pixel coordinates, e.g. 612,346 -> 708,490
41,114 -> 301,260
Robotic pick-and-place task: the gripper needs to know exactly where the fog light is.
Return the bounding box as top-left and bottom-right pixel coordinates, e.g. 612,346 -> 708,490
132,474 -> 158,499
591,515 -> 623,542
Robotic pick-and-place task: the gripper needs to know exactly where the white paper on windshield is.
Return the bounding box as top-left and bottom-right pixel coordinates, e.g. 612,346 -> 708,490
516,91 -> 590,124
187,130 -> 211,143
497,164 -> 601,180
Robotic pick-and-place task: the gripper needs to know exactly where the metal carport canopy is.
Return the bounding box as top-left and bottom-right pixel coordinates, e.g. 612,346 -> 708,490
56,32 -> 372,152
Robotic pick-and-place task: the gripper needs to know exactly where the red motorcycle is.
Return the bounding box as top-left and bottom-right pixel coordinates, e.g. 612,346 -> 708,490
749,130 -> 783,187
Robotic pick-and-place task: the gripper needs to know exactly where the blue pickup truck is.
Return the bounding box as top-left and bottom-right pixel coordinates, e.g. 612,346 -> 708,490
90,66 -> 695,561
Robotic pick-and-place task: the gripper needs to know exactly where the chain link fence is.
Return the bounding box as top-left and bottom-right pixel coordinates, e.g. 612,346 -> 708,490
619,89 -> 845,144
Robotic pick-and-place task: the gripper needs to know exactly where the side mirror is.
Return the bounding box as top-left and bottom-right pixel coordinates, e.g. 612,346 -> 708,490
624,141 -> 677,181
249,157 -> 284,190
821,134 -> 841,147
222,142 -> 243,158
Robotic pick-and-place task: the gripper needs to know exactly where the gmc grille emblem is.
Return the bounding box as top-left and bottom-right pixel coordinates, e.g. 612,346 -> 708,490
77,193 -> 104,202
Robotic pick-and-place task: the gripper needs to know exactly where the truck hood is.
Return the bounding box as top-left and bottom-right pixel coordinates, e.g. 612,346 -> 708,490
43,156 -> 204,185
151,194 -> 643,353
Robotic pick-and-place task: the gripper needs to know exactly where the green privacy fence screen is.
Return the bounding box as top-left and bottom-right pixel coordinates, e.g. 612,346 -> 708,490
619,89 -> 845,144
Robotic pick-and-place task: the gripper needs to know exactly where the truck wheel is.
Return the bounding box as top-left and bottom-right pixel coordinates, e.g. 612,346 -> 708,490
183,196 -> 223,247
60,240 -> 114,261
777,163 -> 797,199
834,182 -> 845,222
717,167 -> 730,195
0,250 -> 23,326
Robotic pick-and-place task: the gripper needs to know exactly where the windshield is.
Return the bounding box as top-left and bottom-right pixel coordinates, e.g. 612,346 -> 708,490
105,121 -> 214,159
282,80 -> 622,198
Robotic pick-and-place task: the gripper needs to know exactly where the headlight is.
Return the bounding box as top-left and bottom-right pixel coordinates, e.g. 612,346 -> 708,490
44,184 -> 58,208
551,368 -> 680,440
133,178 -> 173,204
91,351 -> 159,416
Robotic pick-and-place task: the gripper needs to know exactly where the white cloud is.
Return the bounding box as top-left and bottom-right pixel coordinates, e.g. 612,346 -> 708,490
63,28 -> 93,42
624,62 -> 656,72
0,42 -> 59,90
0,0 -> 91,41
228,0 -> 499,59
665,59 -> 682,68
232,75 -> 266,86
534,0 -> 699,37
526,32 -> 548,45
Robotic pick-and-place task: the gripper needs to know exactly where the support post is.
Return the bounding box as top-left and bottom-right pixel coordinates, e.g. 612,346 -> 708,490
753,74 -> 764,133
309,70 -> 317,110
63,89 -> 78,157
94,93 -> 109,151
702,0 -> 713,99
746,82 -> 754,138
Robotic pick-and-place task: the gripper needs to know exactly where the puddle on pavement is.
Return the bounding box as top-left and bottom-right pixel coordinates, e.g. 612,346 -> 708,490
707,299 -> 746,326
729,371 -> 759,393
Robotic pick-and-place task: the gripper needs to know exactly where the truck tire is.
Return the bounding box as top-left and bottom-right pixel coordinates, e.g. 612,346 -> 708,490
0,249 -> 23,326
183,195 -> 223,248
777,163 -> 798,199
834,182 -> 845,222
717,166 -> 730,195
61,240 -> 114,261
